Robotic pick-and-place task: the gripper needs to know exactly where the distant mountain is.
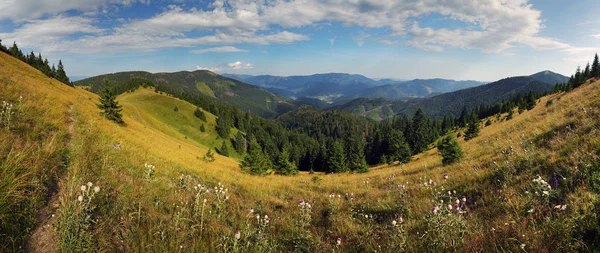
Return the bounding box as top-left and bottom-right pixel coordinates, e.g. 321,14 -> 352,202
341,79 -> 487,101
74,71 -> 298,118
223,73 -> 381,102
337,75 -> 556,120
529,70 -> 569,85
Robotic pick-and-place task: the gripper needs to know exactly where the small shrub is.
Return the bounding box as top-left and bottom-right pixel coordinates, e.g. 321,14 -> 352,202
437,135 -> 463,165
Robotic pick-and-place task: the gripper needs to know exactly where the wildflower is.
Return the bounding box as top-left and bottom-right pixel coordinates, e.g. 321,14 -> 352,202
94,186 -> 100,193
520,244 -> 526,250
87,182 -> 93,187
203,199 -> 207,203
81,185 -> 87,191
448,204 -> 453,210
561,205 -> 567,210
336,237 -> 342,246
455,199 -> 460,204
392,220 -> 397,226
432,206 -> 438,214
542,191 -> 549,196
264,215 -> 270,223
443,173 -> 448,179
398,216 -> 403,223
423,182 -> 428,187
78,195 -> 83,202
462,197 -> 466,203
235,230 -> 241,240
249,208 -> 254,213
527,208 -> 534,213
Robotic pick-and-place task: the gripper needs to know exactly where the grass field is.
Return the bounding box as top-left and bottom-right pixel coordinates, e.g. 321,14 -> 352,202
2,51 -> 600,252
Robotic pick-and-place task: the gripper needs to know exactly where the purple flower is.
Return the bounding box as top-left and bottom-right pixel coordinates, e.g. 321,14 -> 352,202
373,214 -> 378,219
299,199 -> 305,204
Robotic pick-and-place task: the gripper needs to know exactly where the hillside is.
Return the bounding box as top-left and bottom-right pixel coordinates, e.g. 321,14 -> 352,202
341,79 -> 487,101
74,70 -> 298,118
338,75 -> 556,120
3,49 -> 600,253
224,73 -> 381,101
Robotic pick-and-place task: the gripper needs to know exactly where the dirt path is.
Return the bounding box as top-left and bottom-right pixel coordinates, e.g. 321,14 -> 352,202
27,103 -> 77,252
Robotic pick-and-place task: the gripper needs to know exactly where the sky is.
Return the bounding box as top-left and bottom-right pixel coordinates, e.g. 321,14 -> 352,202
0,0 -> 599,81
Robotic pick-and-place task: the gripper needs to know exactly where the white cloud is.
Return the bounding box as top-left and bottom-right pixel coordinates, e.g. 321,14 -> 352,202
329,38 -> 335,45
1,0 -> 571,54
228,61 -> 253,70
195,65 -> 221,72
0,0 -> 149,21
190,46 -> 248,54
593,34 -> 600,39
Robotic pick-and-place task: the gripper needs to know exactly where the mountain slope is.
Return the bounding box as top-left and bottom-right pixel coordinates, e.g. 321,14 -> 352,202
4,48 -> 600,252
74,70 -> 297,118
342,79 -> 487,101
529,70 -> 569,85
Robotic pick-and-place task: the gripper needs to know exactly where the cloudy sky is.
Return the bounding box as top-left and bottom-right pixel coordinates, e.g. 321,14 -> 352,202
0,0 -> 598,81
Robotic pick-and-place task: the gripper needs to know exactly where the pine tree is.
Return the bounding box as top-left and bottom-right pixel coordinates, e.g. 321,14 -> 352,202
194,107 -> 206,121
327,141 -> 347,173
240,137 -> 272,175
464,113 -> 480,141
385,130 -> 411,164
216,113 -> 231,138
276,147 -> 298,175
55,60 -> 70,85
584,62 -> 591,79
437,135 -> 463,165
592,53 -> 600,78
347,137 -> 368,173
219,140 -> 229,157
97,85 -> 124,125
51,64 -> 57,78
408,108 -> 430,153
234,132 -> 247,154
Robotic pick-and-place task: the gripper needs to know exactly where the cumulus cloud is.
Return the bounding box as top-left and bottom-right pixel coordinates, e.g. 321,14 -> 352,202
0,0 -> 149,21
0,0 -> 572,54
228,61 -> 253,70
190,46 -> 248,54
195,65 -> 221,72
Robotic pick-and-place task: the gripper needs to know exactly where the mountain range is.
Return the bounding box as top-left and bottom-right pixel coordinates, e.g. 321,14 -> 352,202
74,70 -> 298,118
335,71 -> 569,120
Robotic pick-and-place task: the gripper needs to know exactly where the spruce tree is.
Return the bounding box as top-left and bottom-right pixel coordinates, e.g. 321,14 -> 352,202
276,147 -> 298,175
216,113 -> 231,138
55,60 -> 70,85
219,140 -> 229,157
327,140 -> 347,173
97,86 -> 124,125
437,135 -> 463,165
240,137 -> 272,175
194,107 -> 206,121
234,132 -> 247,154
464,113 -> 480,141
347,137 -> 368,173
592,53 -> 600,78
584,62 -> 591,79
408,108 -> 430,153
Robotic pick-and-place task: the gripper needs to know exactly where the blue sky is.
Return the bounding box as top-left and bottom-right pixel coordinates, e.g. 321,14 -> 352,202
0,0 -> 599,81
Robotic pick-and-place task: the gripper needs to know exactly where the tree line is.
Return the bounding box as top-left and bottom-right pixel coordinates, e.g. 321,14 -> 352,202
0,40 -> 70,85
554,53 -> 600,92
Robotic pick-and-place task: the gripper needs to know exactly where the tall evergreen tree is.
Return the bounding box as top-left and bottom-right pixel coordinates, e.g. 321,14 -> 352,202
464,113 -> 480,141
97,85 -> 124,125
327,140 -> 347,173
408,108 -> 430,153
55,60 -> 70,85
219,140 -> 229,157
216,113 -> 231,138
234,132 -> 247,154
347,137 -> 368,173
593,53 -> 600,78
275,147 -> 298,175
584,62 -> 591,79
240,137 -> 271,175
386,130 -> 412,164
194,107 -> 207,121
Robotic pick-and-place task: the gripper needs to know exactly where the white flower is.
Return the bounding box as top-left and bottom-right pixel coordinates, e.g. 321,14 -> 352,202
81,185 -> 87,191
94,186 -> 100,193
234,230 -> 241,240
455,199 -> 460,204
561,205 -> 567,210
462,197 -> 466,202
392,220 -> 397,226
527,208 -> 534,213
448,204 -> 453,210
203,199 -> 207,203
87,182 -> 93,187
77,195 -> 83,202
520,244 -> 526,249
542,191 -> 549,195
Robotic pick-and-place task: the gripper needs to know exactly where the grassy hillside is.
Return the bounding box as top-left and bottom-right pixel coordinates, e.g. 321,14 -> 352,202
74,70 -> 298,118
3,50 -> 600,252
